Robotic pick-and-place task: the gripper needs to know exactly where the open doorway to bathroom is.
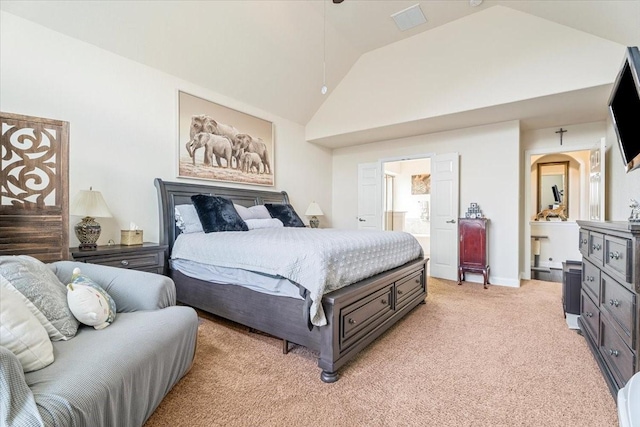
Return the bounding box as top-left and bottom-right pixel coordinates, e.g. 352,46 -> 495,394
382,158 -> 431,264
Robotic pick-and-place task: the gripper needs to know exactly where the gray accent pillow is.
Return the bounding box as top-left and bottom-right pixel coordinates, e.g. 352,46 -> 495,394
0,255 -> 79,341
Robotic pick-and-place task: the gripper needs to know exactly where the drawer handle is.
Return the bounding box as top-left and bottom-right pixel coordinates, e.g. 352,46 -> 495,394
381,299 -> 387,305
592,243 -> 601,251
609,251 -> 620,260
397,290 -> 403,295
120,260 -> 130,266
581,238 -> 588,244
586,276 -> 595,282
609,349 -> 619,357
584,312 -> 592,318
348,318 -> 356,325
415,279 -> 420,284
609,299 -> 620,307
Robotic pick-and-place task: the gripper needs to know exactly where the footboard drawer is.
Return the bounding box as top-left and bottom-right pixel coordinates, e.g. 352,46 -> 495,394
396,271 -> 425,310
340,285 -> 394,348
600,316 -> 635,388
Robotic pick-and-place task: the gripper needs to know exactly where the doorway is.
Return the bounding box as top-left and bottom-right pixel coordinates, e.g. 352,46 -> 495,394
382,158 -> 431,260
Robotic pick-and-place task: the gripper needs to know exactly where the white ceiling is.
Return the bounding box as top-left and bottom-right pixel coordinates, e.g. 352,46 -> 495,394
2,0 -> 639,132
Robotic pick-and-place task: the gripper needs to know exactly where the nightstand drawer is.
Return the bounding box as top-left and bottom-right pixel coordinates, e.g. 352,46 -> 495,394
90,253 -> 161,269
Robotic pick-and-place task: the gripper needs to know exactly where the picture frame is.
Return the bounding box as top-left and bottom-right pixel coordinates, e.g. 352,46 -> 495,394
178,91 -> 274,186
411,174 -> 431,195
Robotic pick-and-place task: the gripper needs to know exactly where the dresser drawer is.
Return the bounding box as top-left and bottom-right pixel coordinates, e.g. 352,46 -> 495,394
604,235 -> 633,284
87,252 -> 162,270
395,271 -> 424,309
579,229 -> 590,258
589,232 -> 605,264
582,259 -> 601,301
601,272 -> 636,347
340,285 -> 394,348
600,318 -> 635,388
581,291 -> 599,343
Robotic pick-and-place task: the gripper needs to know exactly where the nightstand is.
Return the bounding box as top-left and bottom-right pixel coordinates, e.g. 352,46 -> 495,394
70,242 -> 168,274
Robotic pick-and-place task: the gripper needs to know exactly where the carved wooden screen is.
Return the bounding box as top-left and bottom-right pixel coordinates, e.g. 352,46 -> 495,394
1,112 -> 70,262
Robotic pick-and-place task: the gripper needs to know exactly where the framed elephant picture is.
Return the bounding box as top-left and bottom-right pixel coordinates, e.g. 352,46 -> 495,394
178,91 -> 274,186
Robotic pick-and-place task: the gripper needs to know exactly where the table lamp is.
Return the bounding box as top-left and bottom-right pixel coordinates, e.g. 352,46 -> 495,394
305,202 -> 324,229
70,187 -> 112,250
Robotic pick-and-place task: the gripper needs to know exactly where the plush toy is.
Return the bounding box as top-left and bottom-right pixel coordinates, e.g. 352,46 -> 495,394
66,268 -> 116,330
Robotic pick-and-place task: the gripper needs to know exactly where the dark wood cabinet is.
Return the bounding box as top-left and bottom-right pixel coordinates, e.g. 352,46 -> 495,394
577,220 -> 640,398
562,260 -> 582,315
458,218 -> 490,289
71,242 -> 168,274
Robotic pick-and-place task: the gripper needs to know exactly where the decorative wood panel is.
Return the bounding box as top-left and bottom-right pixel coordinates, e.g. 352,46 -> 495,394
1,112 -> 69,262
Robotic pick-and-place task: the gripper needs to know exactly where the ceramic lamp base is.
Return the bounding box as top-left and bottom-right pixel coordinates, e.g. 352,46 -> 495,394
75,216 -> 101,250
309,216 -> 320,228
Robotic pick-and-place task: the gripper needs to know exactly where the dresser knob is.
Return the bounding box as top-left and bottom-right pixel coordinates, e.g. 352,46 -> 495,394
613,300 -> 620,307
120,260 -> 129,266
584,312 -> 592,317
381,299 -> 387,305
609,349 -> 619,357
609,251 -> 620,260
415,279 -> 420,284
397,290 -> 403,295
348,318 -> 356,325
581,239 -> 588,244
592,243 -> 601,251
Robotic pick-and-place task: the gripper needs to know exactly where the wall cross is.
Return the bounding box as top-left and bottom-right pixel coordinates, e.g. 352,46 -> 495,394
555,127 -> 567,145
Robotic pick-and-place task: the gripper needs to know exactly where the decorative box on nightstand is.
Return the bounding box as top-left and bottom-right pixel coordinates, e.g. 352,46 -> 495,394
70,242 -> 168,275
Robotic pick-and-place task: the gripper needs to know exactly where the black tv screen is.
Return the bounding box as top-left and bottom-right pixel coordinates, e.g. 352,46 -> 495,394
608,46 -> 640,173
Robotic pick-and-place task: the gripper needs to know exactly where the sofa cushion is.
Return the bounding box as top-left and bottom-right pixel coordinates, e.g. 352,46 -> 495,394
24,307 -> 198,427
0,256 -> 78,341
0,275 -> 54,372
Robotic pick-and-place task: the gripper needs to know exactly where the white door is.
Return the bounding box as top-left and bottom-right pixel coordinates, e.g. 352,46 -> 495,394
430,153 -> 460,280
357,162 -> 382,230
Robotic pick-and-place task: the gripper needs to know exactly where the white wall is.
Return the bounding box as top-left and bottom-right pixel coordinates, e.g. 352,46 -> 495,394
307,5 -> 624,142
333,120 -> 521,286
0,11 -> 333,247
606,119 -> 640,220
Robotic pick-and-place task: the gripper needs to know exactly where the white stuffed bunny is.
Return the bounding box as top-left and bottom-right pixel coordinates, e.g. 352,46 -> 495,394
66,268 -> 116,330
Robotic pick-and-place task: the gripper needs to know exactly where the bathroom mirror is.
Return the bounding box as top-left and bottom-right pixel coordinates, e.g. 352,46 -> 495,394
537,161 -> 569,216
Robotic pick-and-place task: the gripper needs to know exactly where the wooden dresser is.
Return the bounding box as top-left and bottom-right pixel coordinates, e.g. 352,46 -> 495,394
71,243 -> 167,274
458,218 -> 490,289
577,220 -> 640,397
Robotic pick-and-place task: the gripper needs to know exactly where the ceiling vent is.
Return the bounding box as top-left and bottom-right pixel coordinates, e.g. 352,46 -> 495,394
391,4 -> 427,32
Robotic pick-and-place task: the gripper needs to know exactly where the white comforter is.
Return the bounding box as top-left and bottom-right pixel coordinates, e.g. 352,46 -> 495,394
171,228 -> 423,326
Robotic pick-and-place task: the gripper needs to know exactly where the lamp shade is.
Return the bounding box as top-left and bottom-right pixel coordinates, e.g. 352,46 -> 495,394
305,202 -> 324,217
70,189 -> 112,218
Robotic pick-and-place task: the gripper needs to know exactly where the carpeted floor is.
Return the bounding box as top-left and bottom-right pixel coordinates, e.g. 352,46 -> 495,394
145,277 -> 618,427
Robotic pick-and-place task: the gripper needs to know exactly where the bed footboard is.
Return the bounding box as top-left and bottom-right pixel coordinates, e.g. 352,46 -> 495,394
318,257 -> 428,382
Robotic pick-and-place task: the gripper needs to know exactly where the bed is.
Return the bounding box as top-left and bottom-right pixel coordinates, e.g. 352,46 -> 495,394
155,178 -> 428,382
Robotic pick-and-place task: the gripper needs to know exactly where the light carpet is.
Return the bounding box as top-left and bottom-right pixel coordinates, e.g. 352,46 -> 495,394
145,277 -> 618,427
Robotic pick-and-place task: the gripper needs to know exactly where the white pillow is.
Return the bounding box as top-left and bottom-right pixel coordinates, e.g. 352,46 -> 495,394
233,204 -> 252,221
0,275 -> 54,372
175,204 -> 204,234
247,205 -> 272,219
245,218 -> 284,230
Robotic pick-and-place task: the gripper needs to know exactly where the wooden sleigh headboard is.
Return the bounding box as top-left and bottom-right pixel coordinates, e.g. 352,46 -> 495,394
1,112 -> 70,262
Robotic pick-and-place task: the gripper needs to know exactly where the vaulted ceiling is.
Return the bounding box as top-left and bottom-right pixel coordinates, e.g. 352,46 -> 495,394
2,1 -> 639,138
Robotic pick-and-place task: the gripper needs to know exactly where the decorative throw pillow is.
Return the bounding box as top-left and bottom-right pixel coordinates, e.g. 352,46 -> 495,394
0,275 -> 54,372
0,255 -> 79,341
264,204 -> 306,227
66,268 -> 116,330
245,218 -> 284,230
175,204 -> 204,234
233,204 -> 253,221
191,194 -> 248,233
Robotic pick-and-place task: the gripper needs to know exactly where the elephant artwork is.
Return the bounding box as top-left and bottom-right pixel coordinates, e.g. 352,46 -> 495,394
187,115 -> 239,167
233,134 -> 271,174
178,91 -> 274,186
240,152 -> 264,174
187,133 -> 233,168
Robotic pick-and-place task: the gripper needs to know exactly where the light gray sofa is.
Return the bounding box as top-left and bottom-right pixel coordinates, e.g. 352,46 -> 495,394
1,261 -> 198,427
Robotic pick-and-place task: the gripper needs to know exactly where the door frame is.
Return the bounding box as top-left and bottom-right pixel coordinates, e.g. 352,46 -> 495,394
522,139 -> 605,279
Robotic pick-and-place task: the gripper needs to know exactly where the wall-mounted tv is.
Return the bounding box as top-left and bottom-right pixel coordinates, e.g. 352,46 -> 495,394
608,46 -> 640,173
